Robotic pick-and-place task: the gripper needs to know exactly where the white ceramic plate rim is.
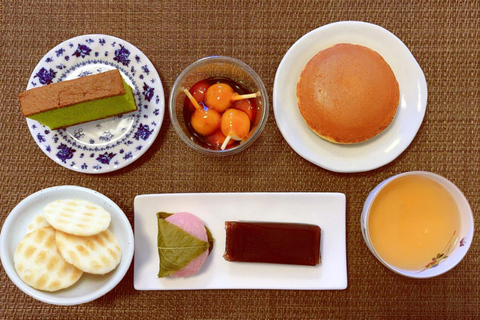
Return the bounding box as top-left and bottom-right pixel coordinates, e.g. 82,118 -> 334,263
24,34 -> 165,174
134,192 -> 347,290
273,21 -> 428,173
0,186 -> 134,305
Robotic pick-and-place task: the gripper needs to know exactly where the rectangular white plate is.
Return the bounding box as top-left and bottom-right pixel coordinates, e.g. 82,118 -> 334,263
134,192 -> 347,290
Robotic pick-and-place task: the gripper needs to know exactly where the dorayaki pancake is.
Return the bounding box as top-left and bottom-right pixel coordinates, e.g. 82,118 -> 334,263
296,43 -> 400,144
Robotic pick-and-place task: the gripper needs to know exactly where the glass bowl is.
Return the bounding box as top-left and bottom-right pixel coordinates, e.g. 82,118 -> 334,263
361,171 -> 474,278
169,56 -> 269,156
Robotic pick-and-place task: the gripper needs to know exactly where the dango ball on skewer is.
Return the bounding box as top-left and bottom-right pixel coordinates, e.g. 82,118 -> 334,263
231,99 -> 256,122
190,104 -> 221,136
205,83 -> 261,113
220,109 -> 251,150
184,89 -> 220,136
185,80 -> 210,113
221,109 -> 251,140
204,130 -> 235,149
204,83 -> 235,113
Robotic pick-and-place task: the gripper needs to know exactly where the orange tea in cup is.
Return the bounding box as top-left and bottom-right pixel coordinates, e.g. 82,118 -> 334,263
367,175 -> 461,271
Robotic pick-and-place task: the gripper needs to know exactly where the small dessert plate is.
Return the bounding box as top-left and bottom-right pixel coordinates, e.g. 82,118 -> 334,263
24,34 -> 165,173
273,21 -> 428,173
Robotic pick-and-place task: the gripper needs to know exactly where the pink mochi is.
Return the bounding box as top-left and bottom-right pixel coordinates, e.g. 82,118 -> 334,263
165,212 -> 209,277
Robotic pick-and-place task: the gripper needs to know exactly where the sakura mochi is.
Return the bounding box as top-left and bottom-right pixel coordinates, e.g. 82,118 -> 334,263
156,212 -> 214,278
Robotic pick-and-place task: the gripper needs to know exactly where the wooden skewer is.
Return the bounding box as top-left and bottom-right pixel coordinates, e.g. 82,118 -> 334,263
183,89 -> 203,111
231,91 -> 261,101
221,133 -> 232,150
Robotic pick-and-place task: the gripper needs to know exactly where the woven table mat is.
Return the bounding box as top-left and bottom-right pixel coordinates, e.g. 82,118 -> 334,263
1,0 -> 479,319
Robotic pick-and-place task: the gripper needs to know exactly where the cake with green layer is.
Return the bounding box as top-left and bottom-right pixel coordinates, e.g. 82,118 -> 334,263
19,69 -> 137,129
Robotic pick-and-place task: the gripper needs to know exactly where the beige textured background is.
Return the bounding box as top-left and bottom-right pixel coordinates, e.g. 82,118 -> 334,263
1,0 -> 479,318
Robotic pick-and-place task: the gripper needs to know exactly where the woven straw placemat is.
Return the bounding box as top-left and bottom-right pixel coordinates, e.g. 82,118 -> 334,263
1,0 -> 479,319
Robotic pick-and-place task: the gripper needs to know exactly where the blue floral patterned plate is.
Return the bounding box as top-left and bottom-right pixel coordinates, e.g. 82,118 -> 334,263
25,34 -> 164,173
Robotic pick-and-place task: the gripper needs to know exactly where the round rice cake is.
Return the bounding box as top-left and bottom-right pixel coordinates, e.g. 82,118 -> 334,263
43,199 -> 111,236
27,214 -> 51,234
55,229 -> 121,275
14,226 -> 83,292
296,43 -> 400,144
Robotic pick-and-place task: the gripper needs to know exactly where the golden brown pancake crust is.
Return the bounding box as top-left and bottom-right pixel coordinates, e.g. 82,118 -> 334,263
296,43 -> 400,144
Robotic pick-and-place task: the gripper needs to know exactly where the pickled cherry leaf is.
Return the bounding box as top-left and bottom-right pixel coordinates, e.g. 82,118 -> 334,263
205,226 -> 215,254
157,211 -> 173,219
156,212 -> 211,278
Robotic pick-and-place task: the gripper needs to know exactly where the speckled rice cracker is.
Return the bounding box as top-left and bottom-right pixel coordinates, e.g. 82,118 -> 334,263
26,214 -> 51,234
14,226 -> 83,292
55,229 -> 122,275
43,199 -> 111,236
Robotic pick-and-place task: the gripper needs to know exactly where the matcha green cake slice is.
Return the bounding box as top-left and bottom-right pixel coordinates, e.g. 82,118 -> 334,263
19,69 -> 137,129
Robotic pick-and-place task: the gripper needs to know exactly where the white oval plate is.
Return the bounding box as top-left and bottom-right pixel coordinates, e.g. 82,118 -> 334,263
25,34 -> 165,173
0,186 -> 134,305
273,21 -> 428,173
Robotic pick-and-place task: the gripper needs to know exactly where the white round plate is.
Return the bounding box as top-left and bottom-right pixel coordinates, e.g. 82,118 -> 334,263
273,21 -> 428,173
0,186 -> 134,305
25,34 -> 165,173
